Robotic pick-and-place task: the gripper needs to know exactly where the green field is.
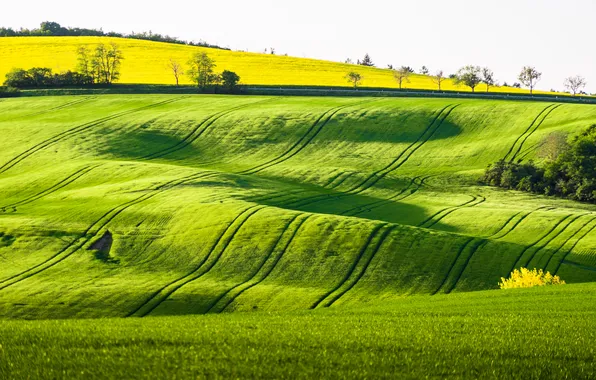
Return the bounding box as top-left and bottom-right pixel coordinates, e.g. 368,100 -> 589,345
1,94 -> 596,377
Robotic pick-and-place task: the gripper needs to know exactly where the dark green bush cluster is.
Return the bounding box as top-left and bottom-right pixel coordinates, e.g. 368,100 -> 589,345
0,86 -> 20,97
4,68 -> 93,88
484,125 -> 596,202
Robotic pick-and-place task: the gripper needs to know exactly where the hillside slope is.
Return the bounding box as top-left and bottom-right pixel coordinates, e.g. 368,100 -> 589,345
1,95 -> 596,319
0,37 -> 550,94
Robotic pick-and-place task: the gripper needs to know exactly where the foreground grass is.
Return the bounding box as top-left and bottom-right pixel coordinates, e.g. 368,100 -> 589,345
1,283 -> 594,379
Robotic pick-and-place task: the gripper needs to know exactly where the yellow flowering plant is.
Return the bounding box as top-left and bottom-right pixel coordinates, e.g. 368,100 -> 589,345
499,268 -> 565,289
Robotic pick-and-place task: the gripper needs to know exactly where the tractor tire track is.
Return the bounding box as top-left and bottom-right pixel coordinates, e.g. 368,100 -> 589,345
240,100 -> 377,176
540,215 -> 596,271
520,212 -> 589,270
431,238 -> 475,295
0,164 -> 101,211
14,96 -> 97,120
502,104 -> 554,162
418,195 -> 485,229
345,105 -> 459,194
310,224 -> 392,309
141,98 -> 277,161
206,214 -> 312,313
554,223 -> 596,275
340,176 -> 421,216
487,206 -> 554,240
286,104 -> 458,210
443,238 -> 486,294
0,171 -> 216,289
127,205 -> 265,317
0,97 -> 187,175
509,104 -> 561,162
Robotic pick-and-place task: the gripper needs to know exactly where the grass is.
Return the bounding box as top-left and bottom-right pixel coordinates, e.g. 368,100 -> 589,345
0,36 -> 559,94
2,93 -> 596,377
1,283 -> 595,379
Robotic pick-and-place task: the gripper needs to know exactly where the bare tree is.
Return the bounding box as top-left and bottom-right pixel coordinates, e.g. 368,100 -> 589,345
431,70 -> 445,91
168,59 -> 183,86
345,71 -> 363,88
564,75 -> 586,96
393,66 -> 411,89
518,66 -> 542,94
454,65 -> 482,92
481,67 -> 496,93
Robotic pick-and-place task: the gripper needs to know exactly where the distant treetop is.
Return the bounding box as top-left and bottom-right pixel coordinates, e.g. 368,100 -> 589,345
0,21 -> 230,51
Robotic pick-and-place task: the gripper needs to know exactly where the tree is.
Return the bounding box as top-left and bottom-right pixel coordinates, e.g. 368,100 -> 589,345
393,67 -> 411,89
481,67 -> 495,93
91,43 -> 123,84
518,66 -> 542,94
168,59 -> 183,86
387,64 -> 394,70
538,132 -> 569,162
221,70 -> 240,92
454,65 -> 482,92
420,66 -> 429,75
359,53 -> 374,67
345,58 -> 353,64
345,72 -> 362,88
187,52 -> 216,88
564,75 -> 586,96
76,46 -> 93,80
431,70 -> 445,91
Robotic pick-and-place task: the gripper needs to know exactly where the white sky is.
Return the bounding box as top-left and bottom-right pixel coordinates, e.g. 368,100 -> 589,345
1,0 -> 594,93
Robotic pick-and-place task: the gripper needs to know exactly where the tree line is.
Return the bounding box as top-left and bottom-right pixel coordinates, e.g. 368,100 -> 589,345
344,53 -> 588,96
3,42 -> 241,92
4,43 -> 123,87
484,126 -> 596,203
0,21 -> 229,51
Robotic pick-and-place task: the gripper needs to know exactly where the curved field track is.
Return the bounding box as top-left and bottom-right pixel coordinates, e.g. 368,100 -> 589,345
1,94 -> 596,319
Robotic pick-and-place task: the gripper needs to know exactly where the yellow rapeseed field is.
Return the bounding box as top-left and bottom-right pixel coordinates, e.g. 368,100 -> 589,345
0,36 -> 549,94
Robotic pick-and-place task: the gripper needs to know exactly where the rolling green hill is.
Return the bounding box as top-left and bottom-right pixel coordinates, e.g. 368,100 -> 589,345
1,95 -> 596,320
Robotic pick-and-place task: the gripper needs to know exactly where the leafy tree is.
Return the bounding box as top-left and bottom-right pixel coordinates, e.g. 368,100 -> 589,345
187,52 -> 216,88
481,67 -> 495,93
359,54 -> 374,67
221,70 -> 241,92
3,68 -> 32,88
431,70 -> 445,91
518,66 -> 542,94
168,59 -> 183,86
393,67 -> 411,89
76,46 -> 93,80
564,75 -> 586,96
484,124 -> 596,203
454,65 -> 482,92
420,66 -> 429,75
345,72 -> 362,88
345,58 -> 353,64
538,132 -> 569,162
91,43 -> 124,84
387,64 -> 394,70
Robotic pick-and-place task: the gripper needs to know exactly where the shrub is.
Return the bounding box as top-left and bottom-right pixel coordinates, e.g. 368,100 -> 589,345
499,268 -> 565,289
4,67 -> 94,88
